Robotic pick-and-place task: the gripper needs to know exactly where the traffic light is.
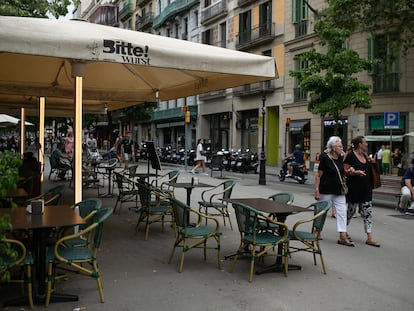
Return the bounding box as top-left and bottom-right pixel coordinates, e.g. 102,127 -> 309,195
185,111 -> 191,123
182,106 -> 188,112
286,117 -> 291,128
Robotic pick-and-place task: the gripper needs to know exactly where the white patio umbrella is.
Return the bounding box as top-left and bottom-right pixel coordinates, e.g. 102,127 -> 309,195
0,113 -> 34,126
0,16 -> 277,202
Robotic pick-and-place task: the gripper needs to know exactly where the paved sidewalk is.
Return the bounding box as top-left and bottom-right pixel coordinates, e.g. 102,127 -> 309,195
2,159 -> 414,311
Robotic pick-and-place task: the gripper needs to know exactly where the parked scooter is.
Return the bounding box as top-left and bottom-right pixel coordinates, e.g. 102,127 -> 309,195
279,156 -> 308,184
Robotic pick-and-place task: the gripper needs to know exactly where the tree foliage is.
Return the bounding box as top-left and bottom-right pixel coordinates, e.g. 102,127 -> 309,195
324,0 -> 414,56
0,0 -> 80,19
289,20 -> 372,125
119,102 -> 158,124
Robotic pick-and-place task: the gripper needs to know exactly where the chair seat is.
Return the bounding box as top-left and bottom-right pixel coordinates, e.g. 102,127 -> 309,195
150,204 -> 171,214
1,253 -> 33,266
47,246 -> 93,262
198,201 -> 225,208
64,237 -> 88,248
181,225 -> 217,237
288,230 -> 317,241
245,232 -> 285,244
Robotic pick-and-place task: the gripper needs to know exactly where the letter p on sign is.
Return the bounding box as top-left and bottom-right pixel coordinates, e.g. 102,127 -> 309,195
384,112 -> 399,129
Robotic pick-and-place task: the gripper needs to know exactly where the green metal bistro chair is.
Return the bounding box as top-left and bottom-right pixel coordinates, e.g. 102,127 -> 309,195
64,198 -> 103,247
259,192 -> 295,231
229,202 -> 289,282
168,197 -> 221,273
285,200 -> 332,275
25,184 -> 66,206
113,172 -> 139,214
45,207 -> 114,306
135,179 -> 172,240
151,169 -> 180,198
0,238 -> 34,309
198,180 -> 236,230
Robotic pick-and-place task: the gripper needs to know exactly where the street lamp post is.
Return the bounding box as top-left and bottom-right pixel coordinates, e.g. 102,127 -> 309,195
259,85 -> 266,185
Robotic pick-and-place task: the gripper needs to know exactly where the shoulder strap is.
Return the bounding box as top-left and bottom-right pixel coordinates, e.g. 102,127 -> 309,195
328,155 -> 343,183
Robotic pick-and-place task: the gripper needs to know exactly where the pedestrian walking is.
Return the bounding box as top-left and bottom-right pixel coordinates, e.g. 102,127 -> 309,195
191,138 -> 207,175
120,132 -> 134,169
315,136 -> 352,246
344,136 -> 380,247
399,158 -> 414,215
381,145 -> 391,175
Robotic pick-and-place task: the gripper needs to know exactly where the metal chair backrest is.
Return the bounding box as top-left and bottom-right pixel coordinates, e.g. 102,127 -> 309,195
232,202 -> 261,239
268,192 -> 294,204
222,180 -> 236,200
309,200 -> 332,233
74,198 -> 102,229
169,197 -> 190,229
91,207 -> 114,248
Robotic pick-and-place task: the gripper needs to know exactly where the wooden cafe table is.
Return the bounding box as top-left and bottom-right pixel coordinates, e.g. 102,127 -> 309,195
225,198 -> 311,274
0,205 -> 85,306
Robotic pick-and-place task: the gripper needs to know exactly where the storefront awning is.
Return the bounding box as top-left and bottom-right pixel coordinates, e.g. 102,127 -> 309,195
365,135 -> 404,142
290,120 -> 310,132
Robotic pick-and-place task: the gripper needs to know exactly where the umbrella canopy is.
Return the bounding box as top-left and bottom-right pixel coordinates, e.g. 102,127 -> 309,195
0,16 -> 277,203
0,113 -> 34,126
0,16 -> 276,113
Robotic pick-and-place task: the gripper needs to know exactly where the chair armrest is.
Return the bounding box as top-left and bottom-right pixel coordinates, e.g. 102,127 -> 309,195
291,209 -> 326,239
259,215 -> 289,240
200,184 -> 221,202
188,207 -> 220,231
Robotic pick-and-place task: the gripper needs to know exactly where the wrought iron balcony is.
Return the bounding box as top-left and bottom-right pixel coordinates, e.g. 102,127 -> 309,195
153,0 -> 200,29
136,13 -> 154,30
294,20 -> 308,38
136,0 -> 151,8
119,3 -> 134,21
237,0 -> 258,8
233,80 -> 276,97
236,22 -> 276,51
201,0 -> 227,25
372,73 -> 400,93
199,89 -> 227,101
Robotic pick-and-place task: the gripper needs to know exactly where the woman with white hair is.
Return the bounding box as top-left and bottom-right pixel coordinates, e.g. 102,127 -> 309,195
315,136 -> 353,246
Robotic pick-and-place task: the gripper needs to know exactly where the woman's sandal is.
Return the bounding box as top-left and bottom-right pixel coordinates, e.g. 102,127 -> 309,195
337,238 -> 355,247
366,240 -> 380,247
346,234 -> 353,242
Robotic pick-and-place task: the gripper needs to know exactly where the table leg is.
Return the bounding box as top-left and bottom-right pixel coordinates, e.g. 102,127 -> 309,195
256,214 -> 302,275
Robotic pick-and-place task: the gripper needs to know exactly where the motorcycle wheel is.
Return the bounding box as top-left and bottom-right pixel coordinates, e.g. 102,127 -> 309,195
279,170 -> 285,181
299,178 -> 306,184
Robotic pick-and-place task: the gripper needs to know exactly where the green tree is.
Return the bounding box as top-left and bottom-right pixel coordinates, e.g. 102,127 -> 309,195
0,0 -> 80,19
324,0 -> 414,56
289,20 -> 372,130
119,102 -> 158,124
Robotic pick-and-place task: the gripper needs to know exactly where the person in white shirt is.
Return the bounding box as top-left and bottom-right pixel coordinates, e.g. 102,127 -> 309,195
376,145 -> 385,174
191,138 -> 207,175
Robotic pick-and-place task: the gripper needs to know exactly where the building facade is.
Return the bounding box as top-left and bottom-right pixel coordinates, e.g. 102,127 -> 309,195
77,0 -> 414,172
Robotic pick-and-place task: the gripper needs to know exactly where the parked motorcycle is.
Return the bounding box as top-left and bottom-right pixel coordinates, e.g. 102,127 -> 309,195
279,156 -> 308,184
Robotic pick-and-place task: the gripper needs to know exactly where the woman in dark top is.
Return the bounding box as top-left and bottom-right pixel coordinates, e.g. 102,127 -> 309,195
344,136 -> 380,247
315,136 -> 352,246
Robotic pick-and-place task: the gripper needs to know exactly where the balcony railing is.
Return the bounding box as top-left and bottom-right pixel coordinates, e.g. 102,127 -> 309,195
89,5 -> 117,26
153,0 -> 200,29
233,80 -> 276,97
199,89 -> 227,100
201,0 -> 227,25
136,0 -> 151,8
294,87 -> 307,101
373,73 -> 400,93
136,13 -> 154,30
236,22 -> 275,50
119,3 -> 134,21
237,0 -> 258,7
294,20 -> 308,38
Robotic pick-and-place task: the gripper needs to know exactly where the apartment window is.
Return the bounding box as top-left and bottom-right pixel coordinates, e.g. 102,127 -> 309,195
259,1 -> 272,36
141,8 -> 146,17
219,22 -> 226,48
184,18 -> 188,33
202,29 -> 213,45
368,34 -> 400,93
292,0 -> 308,38
294,56 -> 308,101
239,10 -> 251,44
194,10 -> 199,28
204,0 -> 211,7
175,23 -> 179,39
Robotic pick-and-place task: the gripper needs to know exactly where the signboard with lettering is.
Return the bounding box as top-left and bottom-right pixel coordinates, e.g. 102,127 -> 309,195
384,112 -> 399,129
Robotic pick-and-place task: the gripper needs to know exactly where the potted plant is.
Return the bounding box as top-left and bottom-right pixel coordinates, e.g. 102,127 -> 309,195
0,150 -> 22,281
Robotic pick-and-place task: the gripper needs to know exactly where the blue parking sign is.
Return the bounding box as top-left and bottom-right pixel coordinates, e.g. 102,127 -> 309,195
384,112 -> 399,129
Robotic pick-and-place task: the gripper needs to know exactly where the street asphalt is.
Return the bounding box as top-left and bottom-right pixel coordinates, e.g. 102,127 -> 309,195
1,157 -> 413,311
